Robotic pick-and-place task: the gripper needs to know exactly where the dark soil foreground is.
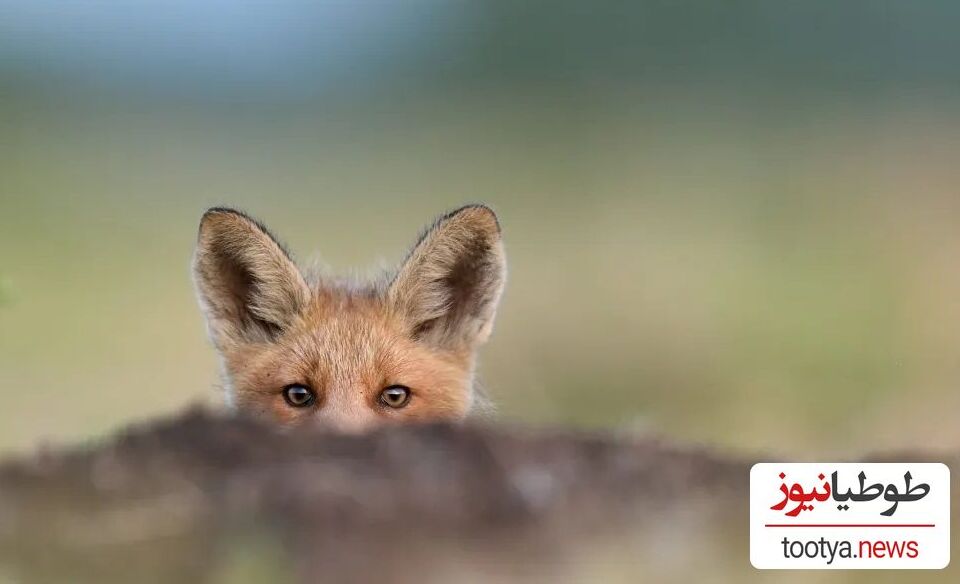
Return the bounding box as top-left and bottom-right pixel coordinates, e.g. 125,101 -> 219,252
0,408 -> 954,583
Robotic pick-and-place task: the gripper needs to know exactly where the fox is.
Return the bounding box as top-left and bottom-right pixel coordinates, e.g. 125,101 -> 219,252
192,204 -> 506,432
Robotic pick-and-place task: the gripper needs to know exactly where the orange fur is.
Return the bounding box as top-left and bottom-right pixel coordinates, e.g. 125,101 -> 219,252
193,205 -> 505,432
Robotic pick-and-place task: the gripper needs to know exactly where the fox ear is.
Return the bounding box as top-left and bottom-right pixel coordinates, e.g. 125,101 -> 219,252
193,208 -> 310,347
389,205 -> 506,351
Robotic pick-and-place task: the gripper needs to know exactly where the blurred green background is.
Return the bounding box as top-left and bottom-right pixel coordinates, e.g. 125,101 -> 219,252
1,1 -> 959,457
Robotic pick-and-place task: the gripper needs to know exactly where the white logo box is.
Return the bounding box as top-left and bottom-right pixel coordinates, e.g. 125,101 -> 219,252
750,463 -> 950,569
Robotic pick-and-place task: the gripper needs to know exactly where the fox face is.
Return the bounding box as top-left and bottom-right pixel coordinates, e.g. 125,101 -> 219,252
192,205 -> 506,432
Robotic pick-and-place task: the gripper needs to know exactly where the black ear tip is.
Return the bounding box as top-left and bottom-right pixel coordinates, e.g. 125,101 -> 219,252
443,203 -> 502,235
196,207 -> 295,261
199,207 -> 272,234
201,206 -> 250,223
204,205 -> 241,215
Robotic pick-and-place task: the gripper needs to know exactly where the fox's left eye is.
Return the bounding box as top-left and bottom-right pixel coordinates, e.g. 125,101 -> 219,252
282,384 -> 316,408
379,385 -> 411,409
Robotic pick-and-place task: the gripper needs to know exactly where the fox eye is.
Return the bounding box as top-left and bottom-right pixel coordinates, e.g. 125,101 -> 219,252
282,384 -> 316,408
379,385 -> 411,409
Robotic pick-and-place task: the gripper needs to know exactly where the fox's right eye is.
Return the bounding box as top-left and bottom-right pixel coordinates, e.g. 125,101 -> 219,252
282,384 -> 316,407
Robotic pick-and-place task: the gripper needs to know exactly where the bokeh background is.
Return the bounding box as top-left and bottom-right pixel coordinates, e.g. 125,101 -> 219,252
1,1 -> 959,458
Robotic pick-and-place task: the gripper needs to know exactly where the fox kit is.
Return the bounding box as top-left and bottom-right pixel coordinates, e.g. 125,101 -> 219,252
193,205 -> 506,432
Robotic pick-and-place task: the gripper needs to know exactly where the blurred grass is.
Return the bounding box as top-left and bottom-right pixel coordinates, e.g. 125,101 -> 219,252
2,94 -> 959,457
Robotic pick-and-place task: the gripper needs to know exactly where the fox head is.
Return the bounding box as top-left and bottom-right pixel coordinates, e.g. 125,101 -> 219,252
192,205 -> 506,432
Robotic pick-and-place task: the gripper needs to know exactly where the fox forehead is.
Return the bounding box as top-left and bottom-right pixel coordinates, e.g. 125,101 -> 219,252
285,286 -> 465,383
